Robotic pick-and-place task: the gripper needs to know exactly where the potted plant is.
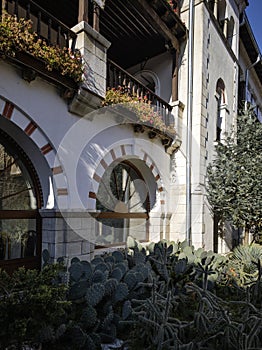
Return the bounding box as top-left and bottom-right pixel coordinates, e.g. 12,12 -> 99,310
103,87 -> 175,135
0,12 -> 84,83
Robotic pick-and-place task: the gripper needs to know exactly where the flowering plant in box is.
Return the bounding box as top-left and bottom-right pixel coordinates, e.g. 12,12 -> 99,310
0,13 -> 84,82
103,87 -> 175,135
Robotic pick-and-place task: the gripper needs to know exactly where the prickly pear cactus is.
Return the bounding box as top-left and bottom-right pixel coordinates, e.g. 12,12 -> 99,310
65,248 -> 151,349
86,283 -> 106,306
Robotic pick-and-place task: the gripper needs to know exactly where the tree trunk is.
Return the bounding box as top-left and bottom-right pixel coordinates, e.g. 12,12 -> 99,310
243,226 -> 250,245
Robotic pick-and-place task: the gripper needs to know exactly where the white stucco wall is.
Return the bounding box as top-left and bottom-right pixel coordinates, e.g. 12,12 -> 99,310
175,0 -> 241,250
0,0 -> 251,259
239,41 -> 262,119
128,52 -> 173,103
0,57 -> 174,257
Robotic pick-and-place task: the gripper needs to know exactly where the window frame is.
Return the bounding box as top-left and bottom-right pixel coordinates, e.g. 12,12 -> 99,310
0,130 -> 42,273
95,160 -> 150,246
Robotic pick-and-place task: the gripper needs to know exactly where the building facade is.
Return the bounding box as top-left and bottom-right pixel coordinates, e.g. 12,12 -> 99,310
0,0 -> 260,271
177,0 -> 249,252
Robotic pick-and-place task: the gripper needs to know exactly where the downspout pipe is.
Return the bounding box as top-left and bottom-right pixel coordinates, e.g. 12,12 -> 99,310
186,0 -> 194,245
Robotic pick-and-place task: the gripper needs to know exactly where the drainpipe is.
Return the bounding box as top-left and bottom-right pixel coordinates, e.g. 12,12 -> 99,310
245,55 -> 261,111
186,0 -> 194,246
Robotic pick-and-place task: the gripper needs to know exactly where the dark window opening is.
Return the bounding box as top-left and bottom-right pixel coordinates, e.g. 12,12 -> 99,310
0,131 -> 42,273
96,161 -> 150,246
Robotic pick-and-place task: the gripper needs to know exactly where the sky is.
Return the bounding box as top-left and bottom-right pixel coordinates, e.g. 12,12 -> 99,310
245,0 -> 262,52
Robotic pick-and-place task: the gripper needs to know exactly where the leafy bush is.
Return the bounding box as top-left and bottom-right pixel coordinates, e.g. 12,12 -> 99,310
0,264 -> 70,349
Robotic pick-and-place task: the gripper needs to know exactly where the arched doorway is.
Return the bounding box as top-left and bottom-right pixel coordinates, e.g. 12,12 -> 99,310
95,160 -> 151,246
0,131 -> 42,272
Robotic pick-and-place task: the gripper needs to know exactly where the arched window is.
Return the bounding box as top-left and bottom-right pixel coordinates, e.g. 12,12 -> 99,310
0,131 -> 42,273
96,160 -> 151,246
208,0 -> 215,13
215,78 -> 226,141
227,16 -> 235,47
218,0 -> 226,32
134,70 -> 160,96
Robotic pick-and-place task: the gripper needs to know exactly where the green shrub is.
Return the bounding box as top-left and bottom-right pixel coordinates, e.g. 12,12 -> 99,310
0,264 -> 70,349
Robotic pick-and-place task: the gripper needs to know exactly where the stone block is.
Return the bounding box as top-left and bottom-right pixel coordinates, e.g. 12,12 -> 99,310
42,218 -> 55,230
55,230 -> 65,243
66,242 -> 82,257
95,41 -> 107,61
66,217 -> 82,230
54,243 -> 66,258
83,35 -> 96,54
79,253 -> 92,262
42,230 -> 56,243
66,229 -> 82,243
55,217 -> 66,231
81,240 -> 91,255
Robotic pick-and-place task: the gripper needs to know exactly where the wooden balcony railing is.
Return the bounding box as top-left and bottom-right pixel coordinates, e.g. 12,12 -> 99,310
107,59 -> 174,128
1,0 -> 77,51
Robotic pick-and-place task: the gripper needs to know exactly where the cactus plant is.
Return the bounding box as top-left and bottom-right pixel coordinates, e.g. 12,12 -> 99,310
33,242 -> 262,349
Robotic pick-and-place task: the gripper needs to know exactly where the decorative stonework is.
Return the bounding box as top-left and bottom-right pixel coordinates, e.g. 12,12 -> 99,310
0,95 -> 69,206
88,144 -> 166,210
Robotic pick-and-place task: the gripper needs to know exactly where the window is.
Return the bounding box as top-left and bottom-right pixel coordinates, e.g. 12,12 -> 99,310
218,0 -> 226,32
215,79 -> 226,141
95,161 -> 149,246
227,16 -> 235,47
0,131 -> 41,272
208,0 -> 215,13
134,70 -> 160,96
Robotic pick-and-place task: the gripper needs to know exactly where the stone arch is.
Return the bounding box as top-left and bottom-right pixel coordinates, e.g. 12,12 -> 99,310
88,143 -> 168,244
216,78 -> 226,103
88,143 -> 166,212
0,95 -> 68,208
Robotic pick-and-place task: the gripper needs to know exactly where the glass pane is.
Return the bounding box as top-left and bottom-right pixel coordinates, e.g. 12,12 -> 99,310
95,218 -> 147,245
97,162 -> 148,213
128,219 -> 148,242
0,143 -> 37,210
0,219 -> 37,260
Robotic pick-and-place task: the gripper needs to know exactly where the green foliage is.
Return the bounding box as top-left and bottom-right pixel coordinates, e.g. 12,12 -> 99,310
0,13 -> 83,82
226,243 -> 262,286
62,249 -> 150,348
4,241 -> 262,349
207,110 -> 262,236
0,264 -> 70,349
124,241 -> 262,350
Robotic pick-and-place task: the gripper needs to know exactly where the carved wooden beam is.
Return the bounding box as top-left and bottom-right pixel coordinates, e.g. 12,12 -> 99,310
138,0 -> 180,51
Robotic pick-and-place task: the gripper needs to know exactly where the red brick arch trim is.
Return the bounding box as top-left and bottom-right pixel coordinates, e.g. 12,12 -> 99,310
88,144 -> 166,210
0,96 -> 68,207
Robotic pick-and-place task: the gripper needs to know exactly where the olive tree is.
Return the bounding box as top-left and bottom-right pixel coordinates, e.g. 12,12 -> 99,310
207,110 -> 262,243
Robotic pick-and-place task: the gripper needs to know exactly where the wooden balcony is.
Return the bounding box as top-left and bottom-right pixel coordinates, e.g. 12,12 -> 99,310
1,0 -> 77,51
0,0 -> 79,91
107,59 -> 174,131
